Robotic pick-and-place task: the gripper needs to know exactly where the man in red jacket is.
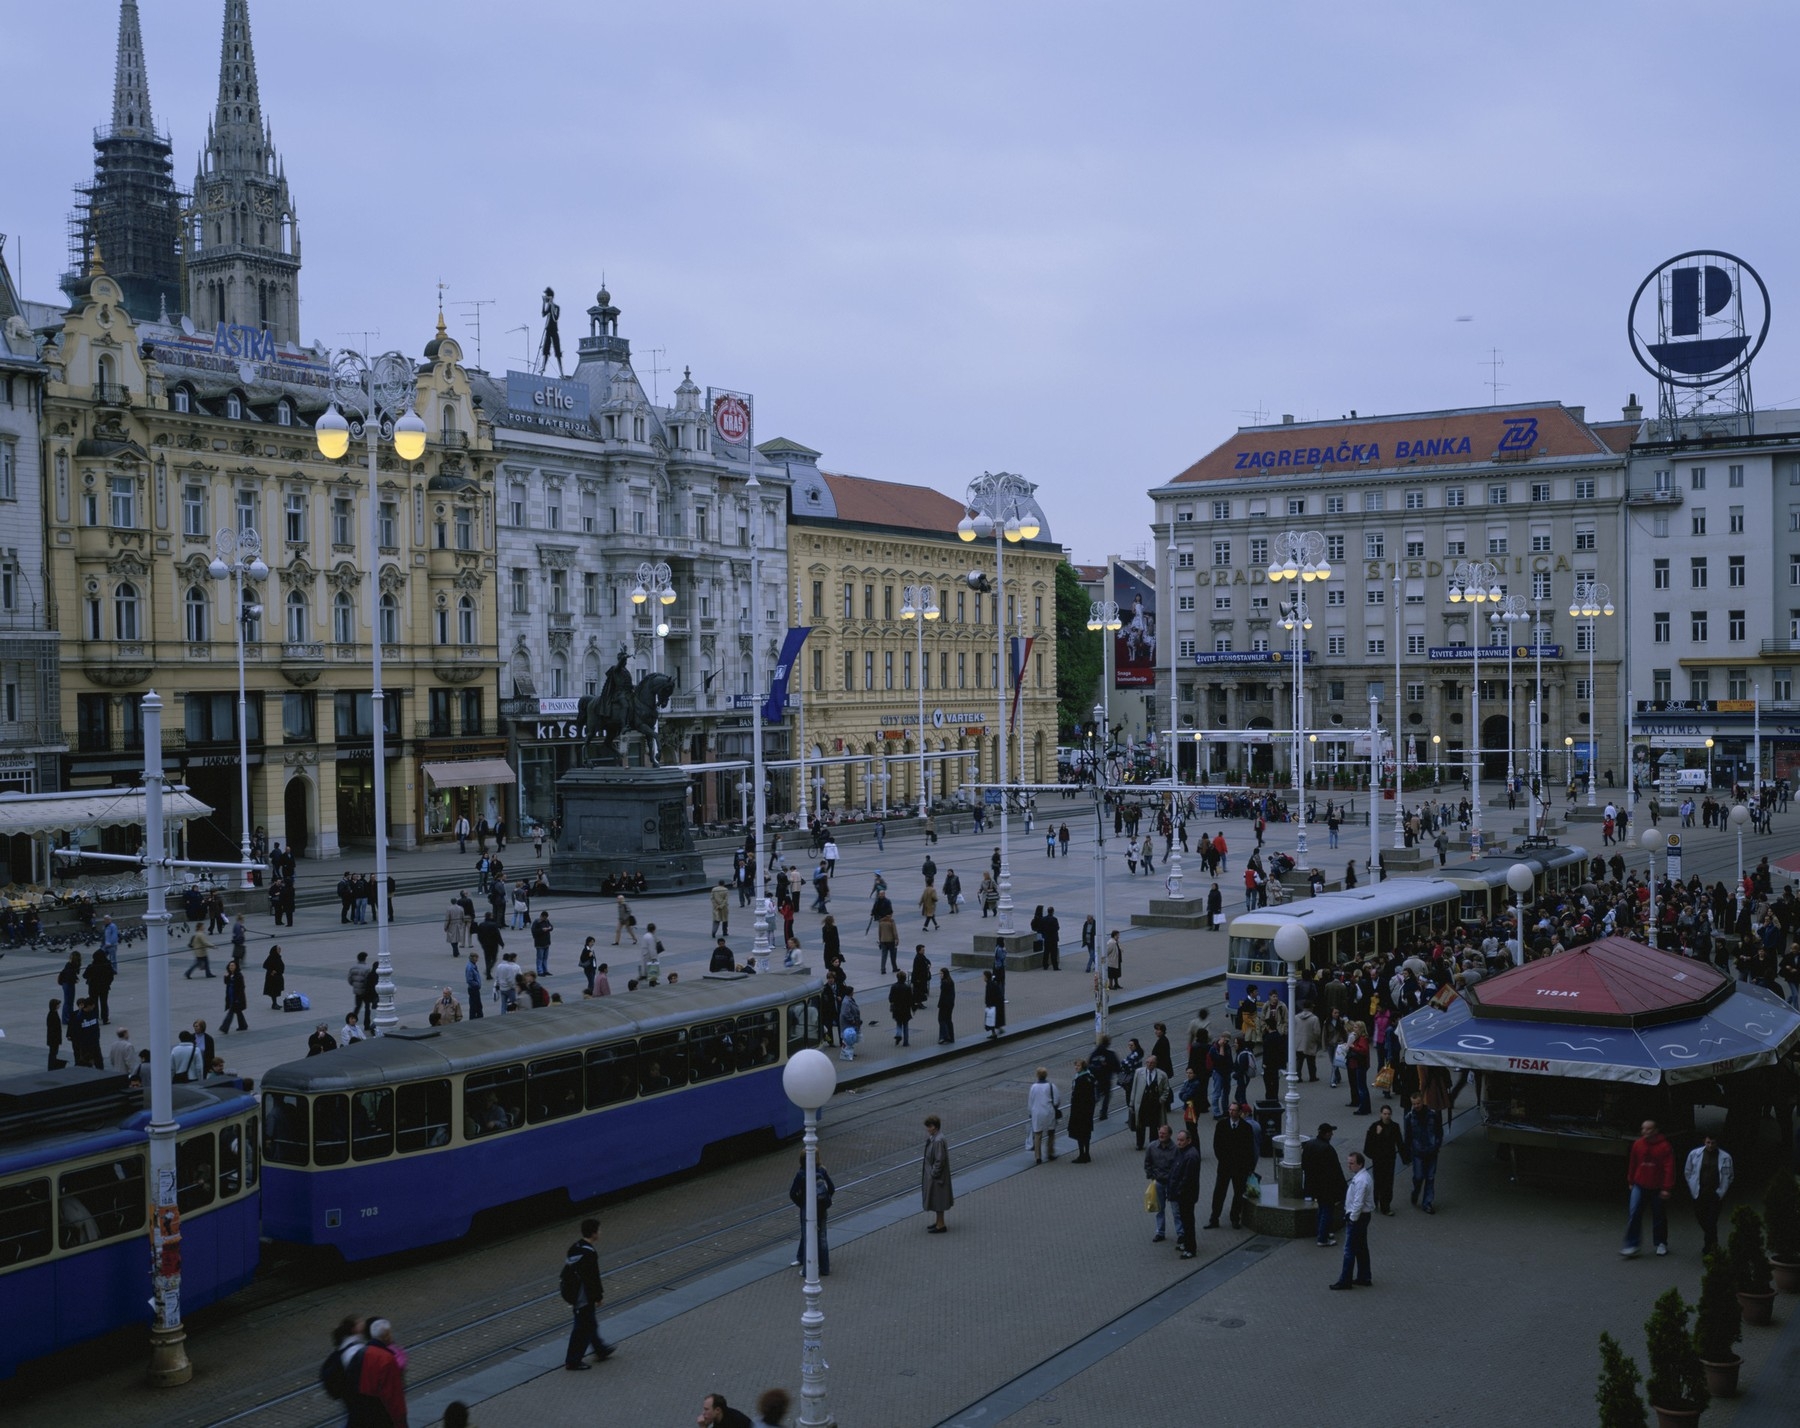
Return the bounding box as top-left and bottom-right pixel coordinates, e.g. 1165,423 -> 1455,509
1620,1119 -> 1676,1258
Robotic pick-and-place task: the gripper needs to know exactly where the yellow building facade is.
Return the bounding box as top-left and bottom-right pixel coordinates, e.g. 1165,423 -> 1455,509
774,450 -> 1060,814
40,255 -> 500,860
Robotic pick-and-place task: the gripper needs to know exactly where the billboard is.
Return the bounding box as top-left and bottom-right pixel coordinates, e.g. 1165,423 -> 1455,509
708,387 -> 754,457
1112,562 -> 1156,689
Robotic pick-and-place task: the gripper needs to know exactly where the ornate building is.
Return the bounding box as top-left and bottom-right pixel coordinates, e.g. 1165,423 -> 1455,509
185,0 -> 302,342
39,250 -> 498,859
479,287 -> 790,830
62,0 -> 186,323
0,236 -> 64,880
782,455 -> 1061,814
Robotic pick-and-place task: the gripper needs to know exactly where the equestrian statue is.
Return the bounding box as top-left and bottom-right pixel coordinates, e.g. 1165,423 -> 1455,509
579,650 -> 676,766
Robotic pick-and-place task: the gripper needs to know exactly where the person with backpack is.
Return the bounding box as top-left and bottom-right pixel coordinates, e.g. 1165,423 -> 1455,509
560,1218 -> 616,1370
788,1150 -> 836,1275
837,985 -> 863,1062
320,1314 -> 409,1426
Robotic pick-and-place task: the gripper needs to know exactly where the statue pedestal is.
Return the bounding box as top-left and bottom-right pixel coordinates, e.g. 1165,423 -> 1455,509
549,764 -> 707,897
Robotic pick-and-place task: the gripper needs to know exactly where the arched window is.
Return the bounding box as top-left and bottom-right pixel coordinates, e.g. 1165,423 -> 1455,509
442,403 -> 458,439
226,392 -> 243,420
583,652 -> 601,697
434,599 -> 449,646
241,591 -> 262,643
285,589 -> 308,642
114,582 -> 140,640
96,354 -> 115,395
184,585 -> 209,643
276,399 -> 292,427
457,595 -> 476,645
332,591 -> 354,645
172,385 -> 191,414
550,655 -> 568,697
378,591 -> 398,645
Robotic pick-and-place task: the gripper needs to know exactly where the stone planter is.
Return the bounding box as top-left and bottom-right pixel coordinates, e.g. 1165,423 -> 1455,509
1700,1354 -> 1741,1399
1650,1406 -> 1703,1428
1770,1258 -> 1800,1294
1736,1288 -> 1775,1326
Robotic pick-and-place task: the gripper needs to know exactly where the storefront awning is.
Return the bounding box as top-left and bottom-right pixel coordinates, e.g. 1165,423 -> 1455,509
0,790 -> 215,838
422,759 -> 517,789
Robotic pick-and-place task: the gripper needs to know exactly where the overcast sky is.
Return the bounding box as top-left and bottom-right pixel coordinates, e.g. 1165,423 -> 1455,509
7,1 -> 1799,565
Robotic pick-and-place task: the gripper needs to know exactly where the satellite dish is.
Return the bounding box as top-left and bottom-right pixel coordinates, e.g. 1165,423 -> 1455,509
179,315 -> 196,337
237,362 -> 256,386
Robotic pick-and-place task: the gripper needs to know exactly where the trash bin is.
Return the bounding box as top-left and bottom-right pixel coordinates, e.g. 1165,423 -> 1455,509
1254,1098 -> 1282,1162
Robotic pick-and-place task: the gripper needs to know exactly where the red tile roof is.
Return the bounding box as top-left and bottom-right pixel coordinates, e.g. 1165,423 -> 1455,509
1591,421 -> 1641,454
1073,563 -> 1106,583
1167,404 -> 1620,486
813,471 -> 967,535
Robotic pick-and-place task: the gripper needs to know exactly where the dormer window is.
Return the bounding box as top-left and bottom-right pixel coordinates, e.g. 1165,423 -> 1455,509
277,400 -> 293,427
172,387 -> 191,414
226,392 -> 243,420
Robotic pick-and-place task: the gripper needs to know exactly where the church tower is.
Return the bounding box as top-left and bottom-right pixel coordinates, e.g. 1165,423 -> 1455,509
63,1 -> 187,322
186,0 -> 302,343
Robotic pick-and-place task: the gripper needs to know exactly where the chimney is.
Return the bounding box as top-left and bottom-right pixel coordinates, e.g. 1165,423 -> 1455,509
1622,393 -> 1643,422
1566,405 -> 1585,424
1281,413 -> 1295,425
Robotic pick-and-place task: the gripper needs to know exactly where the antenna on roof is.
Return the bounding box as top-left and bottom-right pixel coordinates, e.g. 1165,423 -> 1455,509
644,345 -> 669,404
1234,401 -> 1270,426
505,325 -> 530,372
456,298 -> 494,369
1481,348 -> 1507,406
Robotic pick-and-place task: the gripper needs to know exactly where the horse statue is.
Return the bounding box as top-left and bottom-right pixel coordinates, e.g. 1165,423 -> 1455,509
578,660 -> 677,767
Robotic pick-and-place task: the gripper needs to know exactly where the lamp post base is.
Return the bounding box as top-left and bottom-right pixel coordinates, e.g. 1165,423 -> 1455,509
1130,899 -> 1212,930
1248,1193 -> 1314,1239
147,1326 -> 192,1387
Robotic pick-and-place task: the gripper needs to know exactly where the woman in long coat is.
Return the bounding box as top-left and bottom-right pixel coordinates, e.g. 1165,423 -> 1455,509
221,960 -> 248,1033
1066,1057 -> 1097,1162
444,898 -> 470,957
921,1115 -> 953,1231
936,967 -> 956,1044
261,944 -> 286,1010
910,946 -> 932,1011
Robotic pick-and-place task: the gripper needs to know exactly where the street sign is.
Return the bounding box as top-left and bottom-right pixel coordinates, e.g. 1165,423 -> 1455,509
983,789 -> 1003,807
733,694 -> 795,710
1666,833 -> 1682,880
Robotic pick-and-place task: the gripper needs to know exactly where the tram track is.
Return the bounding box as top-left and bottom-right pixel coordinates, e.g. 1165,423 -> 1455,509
141,982 -> 1220,1428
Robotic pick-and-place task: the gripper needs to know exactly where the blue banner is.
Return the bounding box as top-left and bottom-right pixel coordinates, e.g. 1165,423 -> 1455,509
764,626 -> 812,724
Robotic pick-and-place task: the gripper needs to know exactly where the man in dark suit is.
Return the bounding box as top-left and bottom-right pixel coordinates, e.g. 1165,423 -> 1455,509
1208,1103 -> 1258,1229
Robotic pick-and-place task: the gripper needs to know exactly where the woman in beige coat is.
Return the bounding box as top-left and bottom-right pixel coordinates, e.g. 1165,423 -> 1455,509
444,898 -> 471,958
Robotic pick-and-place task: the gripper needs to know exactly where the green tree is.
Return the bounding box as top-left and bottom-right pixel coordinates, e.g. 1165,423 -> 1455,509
1595,1331 -> 1648,1428
1054,561 -> 1102,740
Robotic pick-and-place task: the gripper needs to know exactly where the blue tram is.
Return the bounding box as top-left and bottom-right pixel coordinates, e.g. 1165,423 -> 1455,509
260,973 -> 825,1260
0,1069 -> 261,1378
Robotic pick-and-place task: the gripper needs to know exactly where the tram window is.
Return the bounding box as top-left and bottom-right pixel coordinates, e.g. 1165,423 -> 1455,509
585,1043 -> 638,1108
1227,936 -> 1273,976
312,1094 -> 350,1166
1377,917 -> 1395,957
786,997 -> 821,1051
177,1133 -> 216,1212
262,1093 -> 309,1165
1355,922 -> 1376,959
1333,930 -> 1352,965
527,1053 -> 585,1123
737,1010 -> 780,1069
57,1157 -> 145,1248
1431,901 -> 1450,933
0,1178 -> 52,1267
1308,935 -> 1329,972
1461,893 -> 1482,924
1395,909 -> 1412,936
245,1117 -> 260,1187
463,1066 -> 525,1139
350,1089 -> 394,1161
219,1125 -> 243,1197
638,1031 -> 686,1093
690,1019 -> 737,1082
396,1080 -> 452,1152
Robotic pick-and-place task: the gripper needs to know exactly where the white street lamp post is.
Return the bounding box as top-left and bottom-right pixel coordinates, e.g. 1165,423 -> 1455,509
1431,734 -> 1441,788
959,471 -> 1042,937
316,350 -> 427,1034
1266,533 -> 1329,869
1641,826 -> 1665,948
901,583 -> 940,818
782,1048 -> 838,1428
1490,595 -> 1529,793
207,527 -> 268,887
1447,560 -> 1501,851
1274,922 -> 1308,1190
1278,595 -> 1312,865
631,560 -> 676,674
1729,802 -> 1750,896
1564,735 -> 1575,785
746,463 -> 772,973
1167,540 -> 1187,898
1367,691 -> 1380,881
1506,861 -> 1534,966
1569,578 -> 1614,808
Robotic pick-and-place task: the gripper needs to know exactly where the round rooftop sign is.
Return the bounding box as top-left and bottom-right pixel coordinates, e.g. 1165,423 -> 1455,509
1628,250 -> 1770,389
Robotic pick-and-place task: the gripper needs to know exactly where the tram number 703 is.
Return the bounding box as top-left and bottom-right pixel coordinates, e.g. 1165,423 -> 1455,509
361,1206 -> 381,1218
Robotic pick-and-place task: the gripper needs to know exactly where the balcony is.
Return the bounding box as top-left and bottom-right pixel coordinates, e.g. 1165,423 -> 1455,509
414,718 -> 501,740
1626,488 -> 1683,508
1759,639 -> 1800,657
436,429 -> 470,451
0,717 -> 66,747
548,611 -> 574,631
94,381 -> 132,408
282,642 -> 324,661
75,726 -> 185,755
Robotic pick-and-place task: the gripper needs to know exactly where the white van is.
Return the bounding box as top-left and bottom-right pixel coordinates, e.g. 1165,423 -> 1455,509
1673,768 -> 1707,789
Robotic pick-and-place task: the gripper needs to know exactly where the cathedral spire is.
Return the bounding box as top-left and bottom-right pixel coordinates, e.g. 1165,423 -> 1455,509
111,0 -> 155,137
213,0 -> 263,140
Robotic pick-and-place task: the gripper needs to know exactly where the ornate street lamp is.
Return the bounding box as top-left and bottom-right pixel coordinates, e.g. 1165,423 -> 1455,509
632,560 -> 677,670
1569,578 -> 1615,808
900,583 -> 940,816
1489,594 -> 1529,793
1446,559 -> 1501,850
782,1048 -> 838,1428
1279,595 -> 1313,865
316,349 -> 426,1034
1506,861 -> 1535,966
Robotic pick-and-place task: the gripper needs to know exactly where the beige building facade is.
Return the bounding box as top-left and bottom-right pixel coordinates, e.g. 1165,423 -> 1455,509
778,450 -> 1060,815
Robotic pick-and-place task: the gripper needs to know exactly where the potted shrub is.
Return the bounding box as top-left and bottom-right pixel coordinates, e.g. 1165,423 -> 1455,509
1727,1204 -> 1776,1327
1692,1249 -> 1742,1398
1596,1331 -> 1648,1428
1764,1167 -> 1800,1294
1643,1287 -> 1709,1426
